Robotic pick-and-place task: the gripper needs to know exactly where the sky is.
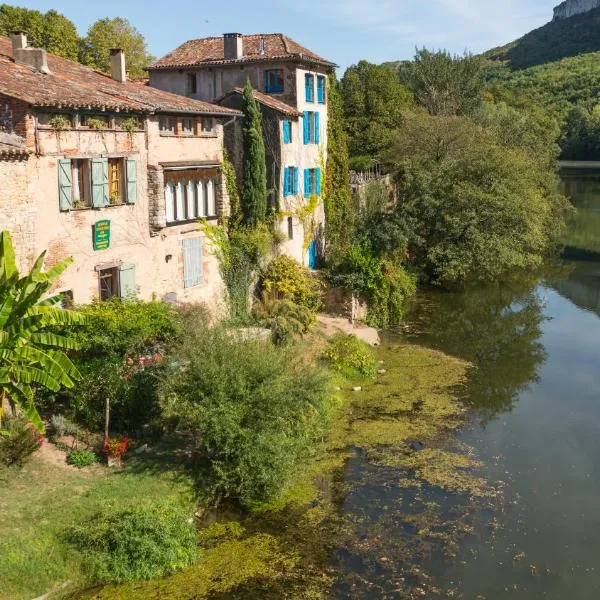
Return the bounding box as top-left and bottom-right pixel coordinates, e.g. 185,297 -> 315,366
9,0 -> 558,71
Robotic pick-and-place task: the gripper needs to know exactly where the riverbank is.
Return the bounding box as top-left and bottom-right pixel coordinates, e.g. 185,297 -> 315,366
0,331 -> 491,600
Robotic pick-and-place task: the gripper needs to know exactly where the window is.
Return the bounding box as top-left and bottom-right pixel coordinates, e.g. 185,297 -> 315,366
283,120 -> 292,144
58,157 -> 137,211
182,237 -> 203,288
159,116 -> 175,134
98,267 -> 119,300
187,73 -> 197,95
81,114 -> 110,129
264,69 -> 284,94
283,166 -> 299,197
182,118 -> 195,135
303,111 -> 320,144
305,73 -> 315,103
200,117 -> 215,134
164,169 -> 218,224
287,217 -> 294,240
317,76 -> 326,104
304,167 -> 321,198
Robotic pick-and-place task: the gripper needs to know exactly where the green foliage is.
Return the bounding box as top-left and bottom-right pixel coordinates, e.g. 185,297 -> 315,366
341,60 -> 413,158
50,414 -> 78,438
561,105 -> 600,160
83,116 -> 107,130
241,81 -> 268,225
67,448 -> 97,468
0,230 -> 83,432
80,17 -> 155,79
223,151 -> 242,226
261,255 -> 323,312
387,112 -> 570,286
48,114 -> 71,131
322,333 -> 377,380
0,415 -> 41,467
117,116 -> 142,132
0,4 -> 80,60
324,73 -> 354,261
254,298 -> 315,345
68,500 -> 196,583
160,316 -> 333,507
404,48 -> 484,116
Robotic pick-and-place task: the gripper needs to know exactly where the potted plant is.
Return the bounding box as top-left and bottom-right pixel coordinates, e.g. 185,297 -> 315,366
103,435 -> 129,468
109,191 -> 121,205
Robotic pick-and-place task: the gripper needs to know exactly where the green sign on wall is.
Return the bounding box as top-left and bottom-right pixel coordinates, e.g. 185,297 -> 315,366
93,220 -> 111,251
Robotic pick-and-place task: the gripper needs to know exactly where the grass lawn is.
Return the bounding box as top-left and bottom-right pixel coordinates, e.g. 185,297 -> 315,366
0,443 -> 194,600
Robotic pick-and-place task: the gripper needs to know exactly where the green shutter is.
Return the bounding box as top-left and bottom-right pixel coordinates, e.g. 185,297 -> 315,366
118,264 -> 136,298
58,159 -> 72,212
126,158 -> 137,204
91,158 -> 109,208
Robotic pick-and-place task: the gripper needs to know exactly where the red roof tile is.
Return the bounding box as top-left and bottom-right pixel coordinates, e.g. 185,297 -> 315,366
0,36 -> 241,116
218,88 -> 302,118
149,33 -> 336,70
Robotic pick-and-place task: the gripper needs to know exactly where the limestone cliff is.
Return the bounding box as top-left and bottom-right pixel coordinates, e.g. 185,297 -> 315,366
554,0 -> 600,20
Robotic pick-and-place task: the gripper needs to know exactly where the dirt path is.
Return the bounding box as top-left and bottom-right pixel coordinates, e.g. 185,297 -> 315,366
317,314 -> 380,346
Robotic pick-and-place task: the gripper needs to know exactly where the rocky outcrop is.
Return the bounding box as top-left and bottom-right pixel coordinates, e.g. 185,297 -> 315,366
554,0 -> 600,20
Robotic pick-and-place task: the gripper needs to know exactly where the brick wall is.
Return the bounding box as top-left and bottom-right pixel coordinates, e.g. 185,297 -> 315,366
0,93 -> 35,149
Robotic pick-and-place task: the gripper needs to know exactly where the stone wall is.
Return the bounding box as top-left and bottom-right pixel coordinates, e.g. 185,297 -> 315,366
553,0 -> 600,20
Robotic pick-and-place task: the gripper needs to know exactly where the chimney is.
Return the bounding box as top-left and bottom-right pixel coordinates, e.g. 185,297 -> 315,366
259,38 -> 266,56
223,33 -> 243,60
110,48 -> 126,83
11,31 -> 50,74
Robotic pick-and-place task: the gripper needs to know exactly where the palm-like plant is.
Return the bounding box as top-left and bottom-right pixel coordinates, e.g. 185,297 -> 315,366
0,231 -> 83,432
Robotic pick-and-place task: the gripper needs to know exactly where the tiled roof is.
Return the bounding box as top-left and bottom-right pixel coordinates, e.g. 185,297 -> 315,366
218,88 -> 302,118
149,33 -> 336,70
0,36 -> 241,116
0,132 -> 28,159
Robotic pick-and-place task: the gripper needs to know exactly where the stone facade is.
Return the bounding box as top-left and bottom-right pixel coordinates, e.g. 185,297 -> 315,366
553,0 -> 600,20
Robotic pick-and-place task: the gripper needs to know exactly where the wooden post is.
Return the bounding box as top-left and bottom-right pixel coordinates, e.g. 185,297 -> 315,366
104,398 -> 110,442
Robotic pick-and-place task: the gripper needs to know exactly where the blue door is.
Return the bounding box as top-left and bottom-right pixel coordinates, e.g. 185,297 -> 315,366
308,240 -> 317,270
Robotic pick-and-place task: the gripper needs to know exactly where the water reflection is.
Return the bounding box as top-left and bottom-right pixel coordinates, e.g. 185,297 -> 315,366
550,261 -> 600,317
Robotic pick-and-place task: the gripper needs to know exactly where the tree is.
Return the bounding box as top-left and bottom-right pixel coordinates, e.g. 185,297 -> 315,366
80,17 -> 155,79
405,48 -> 484,116
0,231 -> 83,432
324,74 -> 354,262
0,4 -> 80,61
240,80 -> 268,226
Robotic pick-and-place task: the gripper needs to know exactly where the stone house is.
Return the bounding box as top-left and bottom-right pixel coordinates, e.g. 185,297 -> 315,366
147,33 -> 336,267
0,33 -> 241,311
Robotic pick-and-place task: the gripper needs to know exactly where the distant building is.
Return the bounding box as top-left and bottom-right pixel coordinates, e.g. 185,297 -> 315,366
0,33 -> 241,310
148,33 -> 337,267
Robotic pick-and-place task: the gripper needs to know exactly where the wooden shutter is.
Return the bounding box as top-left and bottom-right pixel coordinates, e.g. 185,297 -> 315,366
264,70 -> 269,92
315,112 -> 320,144
304,169 -> 310,198
316,168 -> 321,196
126,158 -> 137,204
293,167 -> 299,195
118,264 -> 137,298
91,158 -> 109,208
283,120 -> 291,144
283,167 -> 289,196
182,237 -> 203,288
303,112 -> 310,144
58,159 -> 72,212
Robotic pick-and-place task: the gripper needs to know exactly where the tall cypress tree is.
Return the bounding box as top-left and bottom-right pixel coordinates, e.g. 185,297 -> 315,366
241,80 -> 268,225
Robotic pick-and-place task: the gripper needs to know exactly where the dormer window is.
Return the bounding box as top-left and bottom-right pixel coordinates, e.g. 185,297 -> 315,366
264,69 -> 284,94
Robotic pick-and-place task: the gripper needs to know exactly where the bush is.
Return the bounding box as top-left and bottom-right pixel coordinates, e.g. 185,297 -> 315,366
67,449 -> 97,468
50,414 -> 78,438
261,255 -> 323,312
160,315 -> 333,507
0,416 -> 42,467
323,334 -> 377,380
254,298 -> 316,345
68,500 -> 197,583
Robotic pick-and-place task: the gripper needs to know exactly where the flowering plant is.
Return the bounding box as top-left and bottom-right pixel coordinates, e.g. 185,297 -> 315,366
103,435 -> 130,458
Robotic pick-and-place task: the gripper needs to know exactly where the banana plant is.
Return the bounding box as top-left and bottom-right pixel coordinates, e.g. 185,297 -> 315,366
0,230 -> 84,433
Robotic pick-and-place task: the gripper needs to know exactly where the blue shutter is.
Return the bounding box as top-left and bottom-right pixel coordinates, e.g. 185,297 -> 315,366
264,70 -> 269,93
315,168 -> 321,196
293,167 -> 299,195
303,112 -> 309,144
91,158 -> 109,208
126,158 -> 137,204
283,120 -> 290,144
318,76 -> 326,104
304,169 -> 310,198
118,264 -> 137,298
58,159 -> 72,211
182,237 -> 203,288
283,167 -> 290,197
305,74 -> 315,103
314,112 -> 320,144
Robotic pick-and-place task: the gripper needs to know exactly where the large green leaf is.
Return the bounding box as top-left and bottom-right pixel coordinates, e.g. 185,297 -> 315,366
0,230 -> 17,280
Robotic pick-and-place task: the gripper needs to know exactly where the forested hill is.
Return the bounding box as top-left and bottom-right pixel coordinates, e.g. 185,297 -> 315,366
486,5 -> 600,70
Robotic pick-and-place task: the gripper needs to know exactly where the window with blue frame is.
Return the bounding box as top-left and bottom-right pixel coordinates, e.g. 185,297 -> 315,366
283,166 -> 299,196
305,73 -> 315,102
303,167 -> 321,198
264,69 -> 284,94
303,111 -> 320,144
317,76 -> 326,104
283,120 -> 292,144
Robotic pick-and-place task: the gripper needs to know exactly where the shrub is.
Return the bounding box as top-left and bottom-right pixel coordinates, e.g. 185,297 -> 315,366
0,416 -> 42,467
254,298 -> 316,345
262,255 -> 323,312
67,449 -> 97,468
160,316 -> 333,507
50,414 -> 78,438
322,333 -> 377,380
68,501 -> 197,583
